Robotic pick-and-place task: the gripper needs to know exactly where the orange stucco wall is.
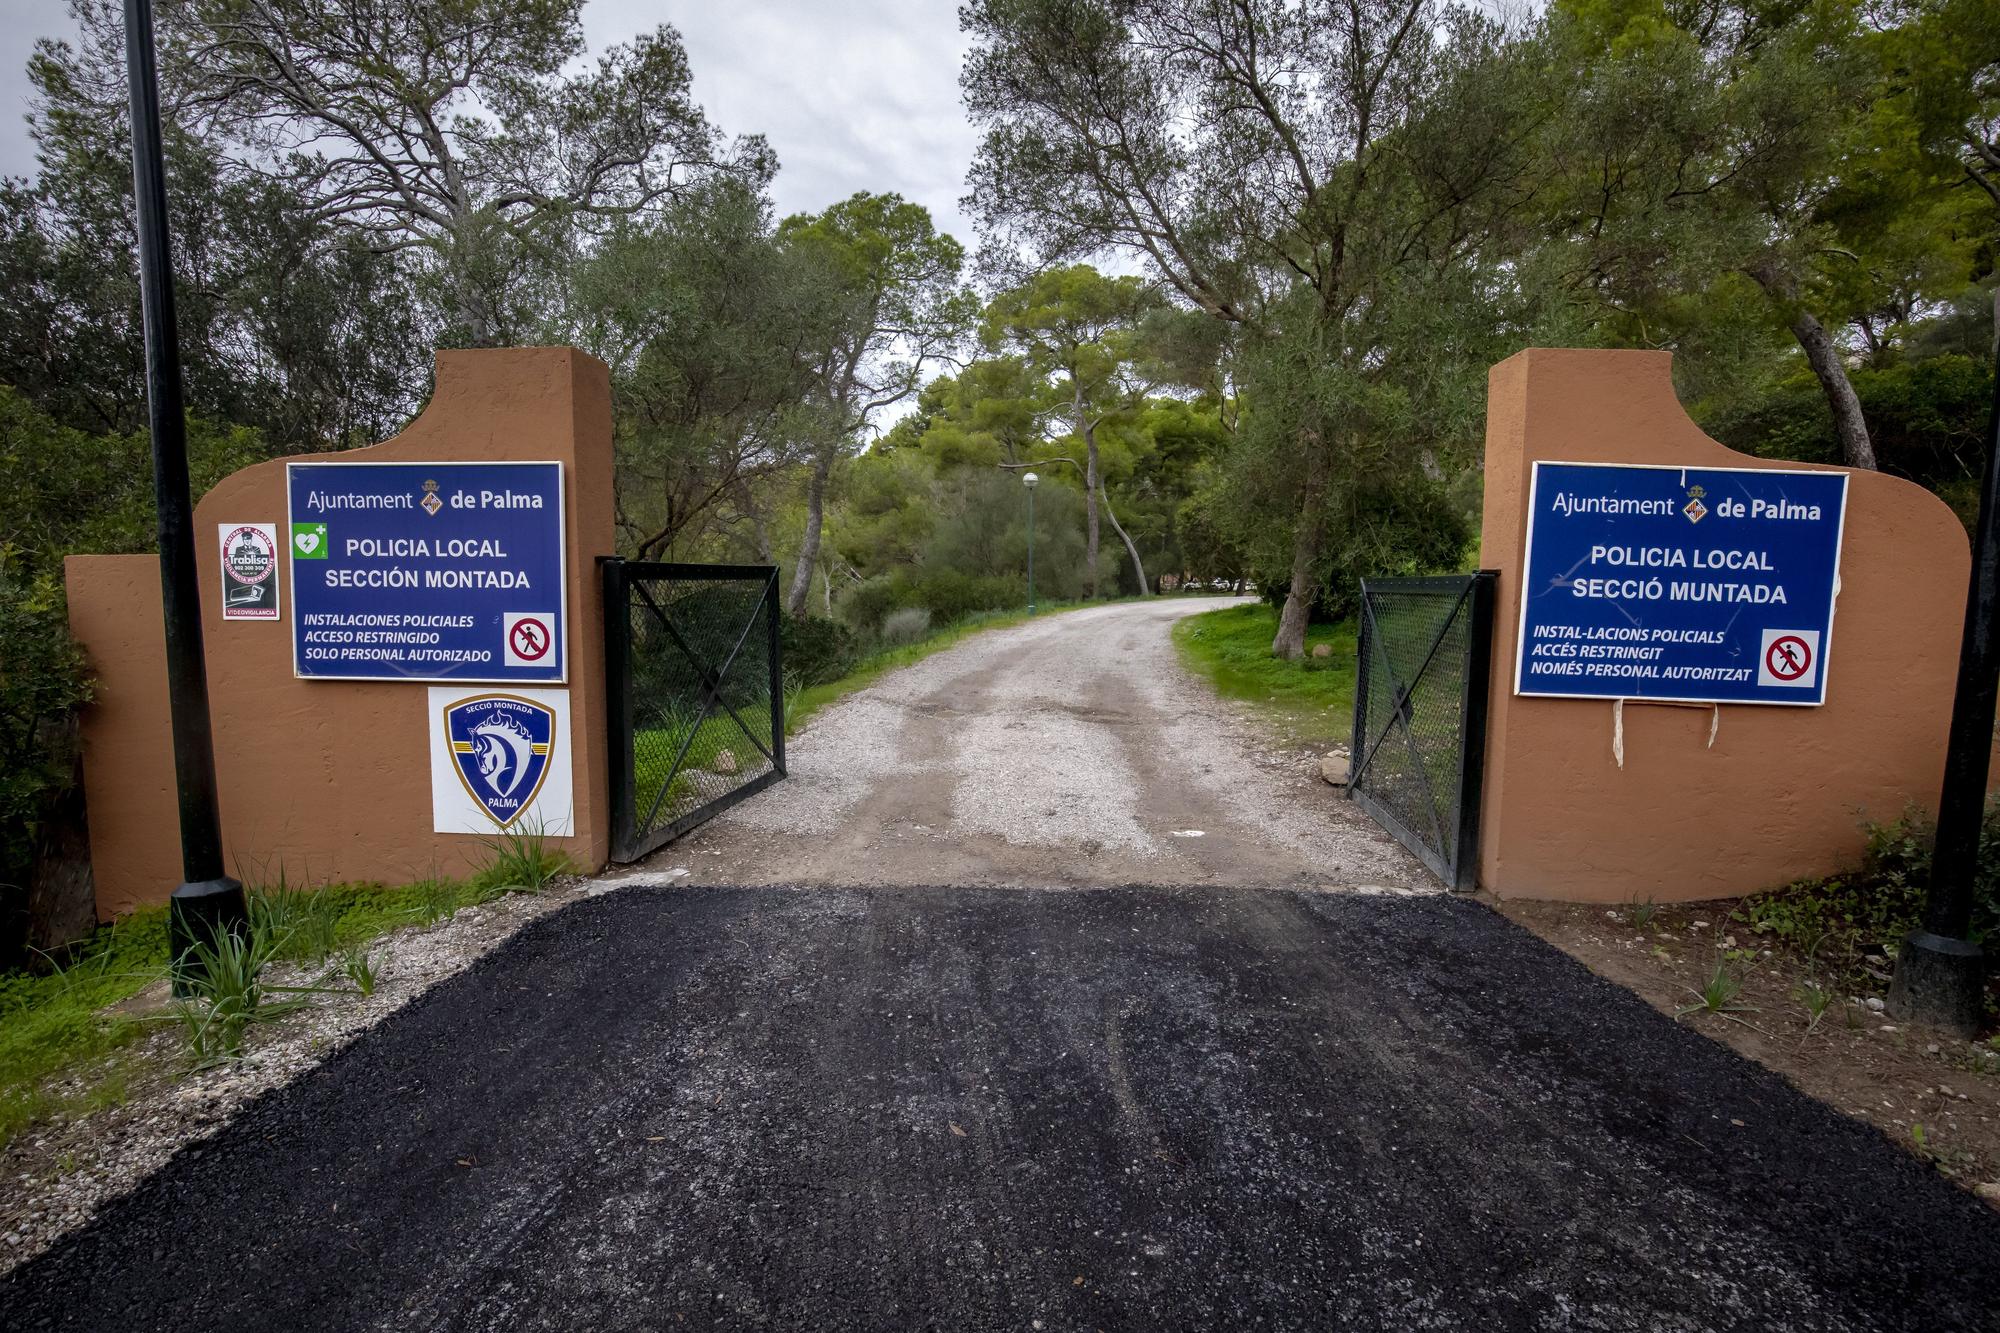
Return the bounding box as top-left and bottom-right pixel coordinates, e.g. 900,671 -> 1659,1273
1477,348 -> 1970,903
68,347 -> 616,919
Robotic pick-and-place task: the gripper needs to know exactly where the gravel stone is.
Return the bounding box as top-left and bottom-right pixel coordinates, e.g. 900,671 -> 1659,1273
699,599 -> 1420,889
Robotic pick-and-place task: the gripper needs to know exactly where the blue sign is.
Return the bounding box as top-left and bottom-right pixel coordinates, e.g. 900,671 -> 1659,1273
1516,461 -> 1849,706
287,460 -> 566,682
443,694 -> 557,826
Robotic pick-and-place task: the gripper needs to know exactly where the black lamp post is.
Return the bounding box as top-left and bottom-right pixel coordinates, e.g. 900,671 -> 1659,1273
1888,342 -> 2000,1035
1023,470 -> 1038,614
122,0 -> 245,981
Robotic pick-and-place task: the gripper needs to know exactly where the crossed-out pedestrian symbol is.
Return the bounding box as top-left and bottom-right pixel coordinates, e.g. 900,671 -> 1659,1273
1765,634 -> 1812,682
510,618 -> 550,661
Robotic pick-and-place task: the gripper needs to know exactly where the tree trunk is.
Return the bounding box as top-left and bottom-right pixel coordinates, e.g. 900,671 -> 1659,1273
445,204 -> 494,347
1747,260 -> 1876,472
1789,308 -> 1876,471
786,451 -> 833,617
742,484 -> 775,565
454,284 -> 491,348
1099,481 -> 1150,597
1272,443 -> 1329,661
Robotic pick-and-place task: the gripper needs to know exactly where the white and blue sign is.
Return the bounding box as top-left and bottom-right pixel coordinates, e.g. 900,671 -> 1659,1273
442,693 -> 557,827
286,460 -> 566,683
1516,461 -> 1849,706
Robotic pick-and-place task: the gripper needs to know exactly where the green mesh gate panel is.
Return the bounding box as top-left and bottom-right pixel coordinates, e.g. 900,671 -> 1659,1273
1348,573 -> 1498,890
603,561 -> 785,862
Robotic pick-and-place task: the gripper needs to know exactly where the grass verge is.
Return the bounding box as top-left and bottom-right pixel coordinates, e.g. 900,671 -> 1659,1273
0,835 -> 573,1153
1170,601 -> 1357,746
0,913 -> 168,1151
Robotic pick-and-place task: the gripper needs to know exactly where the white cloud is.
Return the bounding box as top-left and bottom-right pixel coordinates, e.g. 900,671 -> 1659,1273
0,0 -> 61,181
602,1 -> 979,245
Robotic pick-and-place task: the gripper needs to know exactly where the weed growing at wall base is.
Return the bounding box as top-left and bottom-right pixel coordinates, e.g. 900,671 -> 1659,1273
474,821 -> 573,894
1795,979 -> 1834,1035
1676,960 -> 1758,1024
167,926 -> 310,1068
341,948 -> 380,997
247,872 -> 344,963
1734,802 -> 2000,1018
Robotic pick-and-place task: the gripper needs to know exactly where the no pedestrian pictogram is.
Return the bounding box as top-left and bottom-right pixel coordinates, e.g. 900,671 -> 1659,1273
503,611 -> 556,668
1765,635 -> 1811,681
511,620 -> 549,660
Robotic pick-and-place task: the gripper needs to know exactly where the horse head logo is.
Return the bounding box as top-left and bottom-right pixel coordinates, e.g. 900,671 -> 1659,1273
444,694 -> 555,826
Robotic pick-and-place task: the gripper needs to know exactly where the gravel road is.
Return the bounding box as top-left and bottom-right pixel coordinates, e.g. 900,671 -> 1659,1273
674,597 -> 1422,889
6,886 -> 1996,1331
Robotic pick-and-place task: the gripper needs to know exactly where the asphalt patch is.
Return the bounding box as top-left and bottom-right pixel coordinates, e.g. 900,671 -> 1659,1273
5,886 -> 1997,1331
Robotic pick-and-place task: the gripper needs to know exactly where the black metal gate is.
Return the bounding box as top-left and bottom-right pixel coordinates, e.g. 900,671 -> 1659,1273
603,560 -> 785,862
1348,572 -> 1497,891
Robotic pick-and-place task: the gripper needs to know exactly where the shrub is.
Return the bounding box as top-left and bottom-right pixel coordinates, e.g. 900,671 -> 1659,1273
880,606 -> 933,646
900,568 -> 1023,623
1249,475 -> 1472,622
1702,354 -> 1994,526
837,569 -> 1024,635
0,568 -> 92,955
780,612 -> 861,684
0,388 -> 264,568
835,574 -> 903,635
1852,804 -> 2000,945
626,581 -> 776,715
1734,801 -> 2000,957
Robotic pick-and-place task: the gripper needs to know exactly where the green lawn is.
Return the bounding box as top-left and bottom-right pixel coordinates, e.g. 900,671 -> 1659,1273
1171,602 -> 1357,746
632,702 -> 778,828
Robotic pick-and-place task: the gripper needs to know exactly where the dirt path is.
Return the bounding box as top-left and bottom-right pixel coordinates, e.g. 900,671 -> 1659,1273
643,598 -> 1422,890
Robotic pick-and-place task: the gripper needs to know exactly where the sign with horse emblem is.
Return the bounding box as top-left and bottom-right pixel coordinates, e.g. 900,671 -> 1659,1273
427,687 -> 573,835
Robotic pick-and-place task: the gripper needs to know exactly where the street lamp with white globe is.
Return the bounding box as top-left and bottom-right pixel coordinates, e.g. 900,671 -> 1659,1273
1022,471 -> 1039,614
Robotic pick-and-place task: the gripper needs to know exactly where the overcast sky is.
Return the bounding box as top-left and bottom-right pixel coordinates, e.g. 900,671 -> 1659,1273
0,0 -> 983,246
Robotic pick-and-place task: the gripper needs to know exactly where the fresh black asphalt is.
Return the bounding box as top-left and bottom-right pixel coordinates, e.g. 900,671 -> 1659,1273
5,885 -> 1998,1331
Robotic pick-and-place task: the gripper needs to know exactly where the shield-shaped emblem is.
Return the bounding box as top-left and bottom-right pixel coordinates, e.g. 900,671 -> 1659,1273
443,694 -> 556,826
